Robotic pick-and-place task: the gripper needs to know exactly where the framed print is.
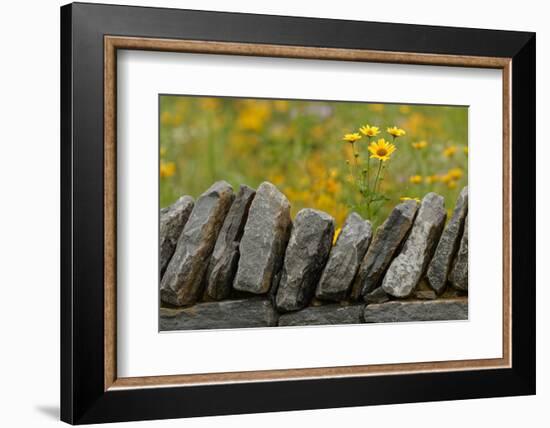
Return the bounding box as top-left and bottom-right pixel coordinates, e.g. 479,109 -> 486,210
60,2 -> 536,424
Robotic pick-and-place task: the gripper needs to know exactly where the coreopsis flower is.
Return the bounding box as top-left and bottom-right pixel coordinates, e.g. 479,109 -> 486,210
448,167 -> 464,180
160,161 -> 176,178
368,138 -> 396,162
342,133 -> 362,143
359,124 -> 381,138
387,126 -> 406,138
443,145 -> 458,158
411,141 -> 428,149
409,175 -> 423,184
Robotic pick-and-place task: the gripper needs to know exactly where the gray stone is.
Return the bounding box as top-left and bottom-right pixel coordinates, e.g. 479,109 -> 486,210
160,181 -> 234,306
205,185 -> 256,300
275,209 -> 335,312
413,280 -> 438,300
426,187 -> 468,294
449,216 -> 468,291
159,195 -> 194,278
414,289 -> 438,300
364,287 -> 390,304
278,304 -> 365,326
315,213 -> 372,301
382,193 -> 446,298
233,182 -> 292,294
160,299 -> 278,331
351,200 -> 419,300
363,298 -> 468,323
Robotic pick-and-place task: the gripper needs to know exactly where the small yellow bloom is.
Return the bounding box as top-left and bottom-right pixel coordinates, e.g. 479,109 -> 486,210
343,133 -> 362,143
400,196 -> 420,203
399,105 -> 411,114
409,175 -> 423,185
274,100 -> 289,112
160,161 -> 176,178
387,126 -> 406,138
448,167 -> 463,180
447,181 -> 457,189
411,140 -> 428,149
359,124 -> 381,138
441,173 -> 453,184
199,97 -> 220,111
333,227 -> 342,245
463,146 -> 469,156
160,147 -> 167,157
443,145 -> 458,158
425,174 -> 440,184
368,138 -> 396,162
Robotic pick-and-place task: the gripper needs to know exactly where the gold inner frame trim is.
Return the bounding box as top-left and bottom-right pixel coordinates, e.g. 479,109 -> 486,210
104,35 -> 512,391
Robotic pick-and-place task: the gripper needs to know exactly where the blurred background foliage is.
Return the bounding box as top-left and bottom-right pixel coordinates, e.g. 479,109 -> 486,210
160,95 -> 467,228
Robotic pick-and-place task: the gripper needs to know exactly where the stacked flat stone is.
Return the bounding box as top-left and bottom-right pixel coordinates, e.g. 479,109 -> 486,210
351,199 -> 419,300
382,193 -> 447,298
160,181 -> 234,306
315,212 -> 372,302
233,182 -> 292,295
159,195 -> 194,278
275,209 -> 334,312
206,185 -> 256,300
426,187 -> 468,294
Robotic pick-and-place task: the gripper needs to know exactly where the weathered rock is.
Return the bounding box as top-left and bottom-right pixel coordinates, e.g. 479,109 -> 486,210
364,287 -> 390,304
426,187 -> 468,294
233,182 -> 292,294
449,216 -> 468,291
382,193 -> 446,298
159,195 -> 194,278
315,213 -> 372,301
278,304 -> 365,326
413,280 -> 438,300
363,298 -> 468,323
205,185 -> 256,300
160,298 -> 278,331
160,181 -> 234,306
351,200 -> 419,300
275,209 -> 335,312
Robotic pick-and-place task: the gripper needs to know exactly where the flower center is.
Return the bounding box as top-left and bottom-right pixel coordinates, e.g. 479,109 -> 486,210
377,148 -> 388,156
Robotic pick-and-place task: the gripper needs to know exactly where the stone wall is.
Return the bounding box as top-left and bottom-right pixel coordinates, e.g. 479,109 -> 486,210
159,181 -> 468,331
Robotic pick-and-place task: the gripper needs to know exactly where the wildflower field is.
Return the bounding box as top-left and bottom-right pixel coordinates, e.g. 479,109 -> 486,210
160,95 -> 468,228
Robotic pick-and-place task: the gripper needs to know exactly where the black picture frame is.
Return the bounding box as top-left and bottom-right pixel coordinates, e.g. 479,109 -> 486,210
61,2 -> 535,424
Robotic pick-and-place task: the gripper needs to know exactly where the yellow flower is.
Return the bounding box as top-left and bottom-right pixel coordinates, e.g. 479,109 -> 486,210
463,146 -> 469,156
448,167 -> 463,180
425,174 -> 440,184
441,173 -> 453,184
368,138 -> 396,162
160,161 -> 176,178
399,105 -> 411,114
387,126 -> 406,138
273,100 -> 289,112
160,147 -> 167,157
199,97 -> 220,111
359,124 -> 381,137
443,145 -> 458,158
369,104 -> 385,112
447,180 -> 457,189
409,175 -> 423,184
343,133 -> 362,143
333,227 -> 342,245
411,140 -> 428,149
400,196 -> 420,202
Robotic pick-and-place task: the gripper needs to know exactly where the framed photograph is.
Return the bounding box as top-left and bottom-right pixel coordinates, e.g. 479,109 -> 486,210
61,2 -> 535,424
